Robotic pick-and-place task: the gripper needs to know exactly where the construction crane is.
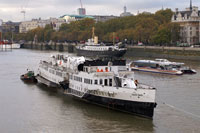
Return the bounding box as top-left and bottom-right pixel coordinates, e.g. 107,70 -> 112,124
20,0 -> 30,21
21,10 -> 26,21
80,0 -> 83,8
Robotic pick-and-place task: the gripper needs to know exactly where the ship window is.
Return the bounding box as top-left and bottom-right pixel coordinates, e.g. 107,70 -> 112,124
90,80 -> 93,84
104,79 -> 108,86
95,80 -> 98,85
84,78 -> 91,84
56,71 -> 62,77
100,79 -> 103,85
109,79 -> 112,86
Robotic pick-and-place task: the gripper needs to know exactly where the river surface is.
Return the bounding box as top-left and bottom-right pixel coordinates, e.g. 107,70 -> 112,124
0,49 -> 200,133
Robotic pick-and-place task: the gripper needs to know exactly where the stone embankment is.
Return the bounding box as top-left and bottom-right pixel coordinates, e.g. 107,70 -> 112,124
126,46 -> 200,61
22,42 -> 76,53
22,42 -> 200,60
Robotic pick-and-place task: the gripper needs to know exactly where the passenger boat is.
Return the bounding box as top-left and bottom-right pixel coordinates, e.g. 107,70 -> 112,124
35,54 -> 157,118
59,57 -> 157,118
76,41 -> 127,58
0,41 -> 21,49
20,70 -> 37,83
11,43 -> 21,49
129,59 -> 196,75
151,59 -> 196,74
76,28 -> 127,58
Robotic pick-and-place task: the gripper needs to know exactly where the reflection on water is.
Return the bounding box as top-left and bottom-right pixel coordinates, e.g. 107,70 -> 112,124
35,83 -> 154,133
0,49 -> 200,133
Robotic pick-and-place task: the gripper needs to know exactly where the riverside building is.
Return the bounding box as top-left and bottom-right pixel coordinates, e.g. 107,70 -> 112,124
19,18 -> 66,33
120,6 -> 133,17
172,1 -> 200,45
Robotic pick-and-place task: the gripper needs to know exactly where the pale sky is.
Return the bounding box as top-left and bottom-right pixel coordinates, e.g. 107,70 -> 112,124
0,0 -> 199,22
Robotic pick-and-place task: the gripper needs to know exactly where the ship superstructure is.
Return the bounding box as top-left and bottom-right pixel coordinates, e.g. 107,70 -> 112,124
61,58 -> 157,118
76,40 -> 127,58
36,54 -> 157,118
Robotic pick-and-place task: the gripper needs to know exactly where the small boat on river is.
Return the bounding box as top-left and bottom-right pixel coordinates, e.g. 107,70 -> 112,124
20,70 -> 37,83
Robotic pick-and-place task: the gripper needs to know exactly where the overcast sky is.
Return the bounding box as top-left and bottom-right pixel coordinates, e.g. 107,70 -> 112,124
0,0 -> 200,22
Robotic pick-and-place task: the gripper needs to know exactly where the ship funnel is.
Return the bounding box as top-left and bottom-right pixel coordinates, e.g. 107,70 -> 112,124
94,36 -> 98,44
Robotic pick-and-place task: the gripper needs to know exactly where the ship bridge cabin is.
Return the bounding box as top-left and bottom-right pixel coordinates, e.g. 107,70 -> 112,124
73,59 -> 138,89
77,59 -> 126,73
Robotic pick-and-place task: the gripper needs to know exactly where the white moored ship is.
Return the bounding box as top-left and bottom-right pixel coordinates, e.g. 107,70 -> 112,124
0,43 -> 21,49
36,54 -> 157,118
60,58 -> 157,118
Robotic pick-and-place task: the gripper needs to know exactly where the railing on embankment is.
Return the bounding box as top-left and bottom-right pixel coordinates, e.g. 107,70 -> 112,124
22,42 -> 76,53
22,43 -> 200,61
125,46 -> 200,61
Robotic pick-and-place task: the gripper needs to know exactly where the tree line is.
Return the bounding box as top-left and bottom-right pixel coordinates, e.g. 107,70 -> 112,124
14,9 -> 180,45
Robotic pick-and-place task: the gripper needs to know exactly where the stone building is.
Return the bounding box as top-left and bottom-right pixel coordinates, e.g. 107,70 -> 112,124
19,18 -> 66,33
120,6 -> 133,17
172,1 -> 200,45
0,21 -> 20,33
92,15 -> 118,22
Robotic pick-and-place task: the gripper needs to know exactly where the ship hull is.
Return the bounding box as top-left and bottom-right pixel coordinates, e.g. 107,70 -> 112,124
64,88 -> 156,118
76,48 -> 127,58
131,67 -> 183,75
0,44 -> 21,49
36,75 -> 60,88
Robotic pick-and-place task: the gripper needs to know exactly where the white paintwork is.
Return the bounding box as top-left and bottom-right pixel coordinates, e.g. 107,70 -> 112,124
37,54 -> 86,85
37,54 -> 156,104
0,44 -> 21,49
69,65 -> 156,103
76,39 -> 126,52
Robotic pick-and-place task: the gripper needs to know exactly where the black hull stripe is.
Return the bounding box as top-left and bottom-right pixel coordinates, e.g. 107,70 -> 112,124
76,48 -> 126,57
66,88 -> 156,118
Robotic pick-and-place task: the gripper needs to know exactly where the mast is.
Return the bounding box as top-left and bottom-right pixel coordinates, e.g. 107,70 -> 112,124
92,27 -> 95,39
113,32 -> 115,45
190,0 -> 192,10
80,0 -> 83,8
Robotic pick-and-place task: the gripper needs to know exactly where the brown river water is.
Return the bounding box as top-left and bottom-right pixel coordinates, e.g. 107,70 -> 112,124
0,49 -> 200,133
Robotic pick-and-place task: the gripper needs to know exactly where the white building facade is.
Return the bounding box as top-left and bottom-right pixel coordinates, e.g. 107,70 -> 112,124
172,2 -> 200,45
19,18 -> 66,33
